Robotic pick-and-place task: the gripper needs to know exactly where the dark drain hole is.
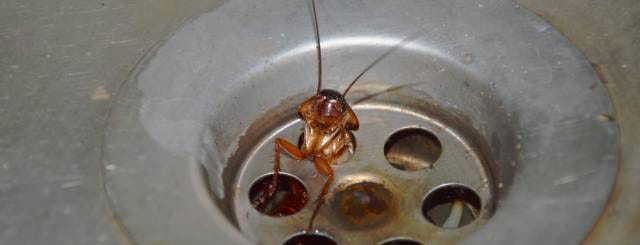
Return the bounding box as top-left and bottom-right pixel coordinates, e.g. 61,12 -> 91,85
384,128 -> 442,171
249,173 -> 308,217
422,184 -> 481,228
283,233 -> 337,245
298,131 -> 356,164
380,238 -> 423,245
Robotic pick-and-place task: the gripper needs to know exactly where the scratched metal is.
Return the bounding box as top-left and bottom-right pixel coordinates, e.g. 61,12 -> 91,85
231,98 -> 498,244
2,0 -> 636,245
513,1 -> 640,243
100,0 -> 618,244
0,0 -> 225,245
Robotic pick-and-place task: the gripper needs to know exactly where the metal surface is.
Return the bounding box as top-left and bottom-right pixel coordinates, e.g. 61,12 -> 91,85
0,0 -> 225,244
230,101 -> 495,244
511,2 -> 640,243
101,0 -> 617,244
1,0 -> 637,245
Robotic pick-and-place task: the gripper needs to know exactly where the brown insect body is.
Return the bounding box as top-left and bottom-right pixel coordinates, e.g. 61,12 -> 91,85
299,89 -> 358,159
298,89 -> 359,227
264,89 -> 359,232
253,0 -> 364,233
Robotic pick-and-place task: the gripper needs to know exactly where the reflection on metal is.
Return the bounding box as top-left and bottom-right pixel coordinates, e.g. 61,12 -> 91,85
100,0 -> 619,244
443,200 -> 464,229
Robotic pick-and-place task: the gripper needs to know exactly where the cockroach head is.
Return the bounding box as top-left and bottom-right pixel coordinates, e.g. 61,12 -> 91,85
315,89 -> 348,117
298,89 -> 350,127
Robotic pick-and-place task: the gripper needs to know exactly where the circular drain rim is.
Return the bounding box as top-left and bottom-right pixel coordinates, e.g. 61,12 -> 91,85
100,0 -> 619,244
231,102 -> 495,243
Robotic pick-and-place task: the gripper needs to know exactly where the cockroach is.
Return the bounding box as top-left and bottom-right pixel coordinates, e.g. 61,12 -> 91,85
249,0 -> 472,233
250,0 -> 366,232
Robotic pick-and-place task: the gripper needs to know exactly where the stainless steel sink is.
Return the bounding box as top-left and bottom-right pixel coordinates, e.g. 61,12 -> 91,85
0,0 -> 637,244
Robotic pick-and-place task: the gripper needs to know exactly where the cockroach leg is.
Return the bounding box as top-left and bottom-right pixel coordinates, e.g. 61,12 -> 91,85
307,156 -> 335,232
253,138 -> 306,209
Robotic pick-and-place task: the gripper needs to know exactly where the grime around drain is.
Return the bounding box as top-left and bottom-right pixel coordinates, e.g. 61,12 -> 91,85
330,181 -> 396,230
234,103 -> 495,244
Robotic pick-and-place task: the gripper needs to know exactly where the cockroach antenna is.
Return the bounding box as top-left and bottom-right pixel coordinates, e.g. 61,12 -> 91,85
311,0 -> 322,95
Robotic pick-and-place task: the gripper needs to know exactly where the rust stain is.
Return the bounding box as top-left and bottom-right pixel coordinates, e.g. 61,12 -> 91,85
591,63 -> 610,85
339,184 -> 389,224
92,86 -> 111,101
331,181 -> 396,230
596,113 -> 616,122
106,206 -> 135,245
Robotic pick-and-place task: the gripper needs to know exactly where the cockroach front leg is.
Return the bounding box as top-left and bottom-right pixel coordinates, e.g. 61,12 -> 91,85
252,138 -> 306,209
308,156 -> 334,231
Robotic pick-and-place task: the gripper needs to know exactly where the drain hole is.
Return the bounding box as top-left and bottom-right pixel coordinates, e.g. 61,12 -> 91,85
384,128 -> 442,171
249,173 -> 308,217
380,238 -> 423,245
422,184 -> 480,228
298,131 -> 356,164
283,233 -> 337,245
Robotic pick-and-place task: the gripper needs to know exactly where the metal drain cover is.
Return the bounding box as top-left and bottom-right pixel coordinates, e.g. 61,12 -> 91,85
101,0 -> 618,244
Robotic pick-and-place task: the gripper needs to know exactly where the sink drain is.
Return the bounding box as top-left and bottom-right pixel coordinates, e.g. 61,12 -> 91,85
100,0 -> 619,244
229,96 -> 496,243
